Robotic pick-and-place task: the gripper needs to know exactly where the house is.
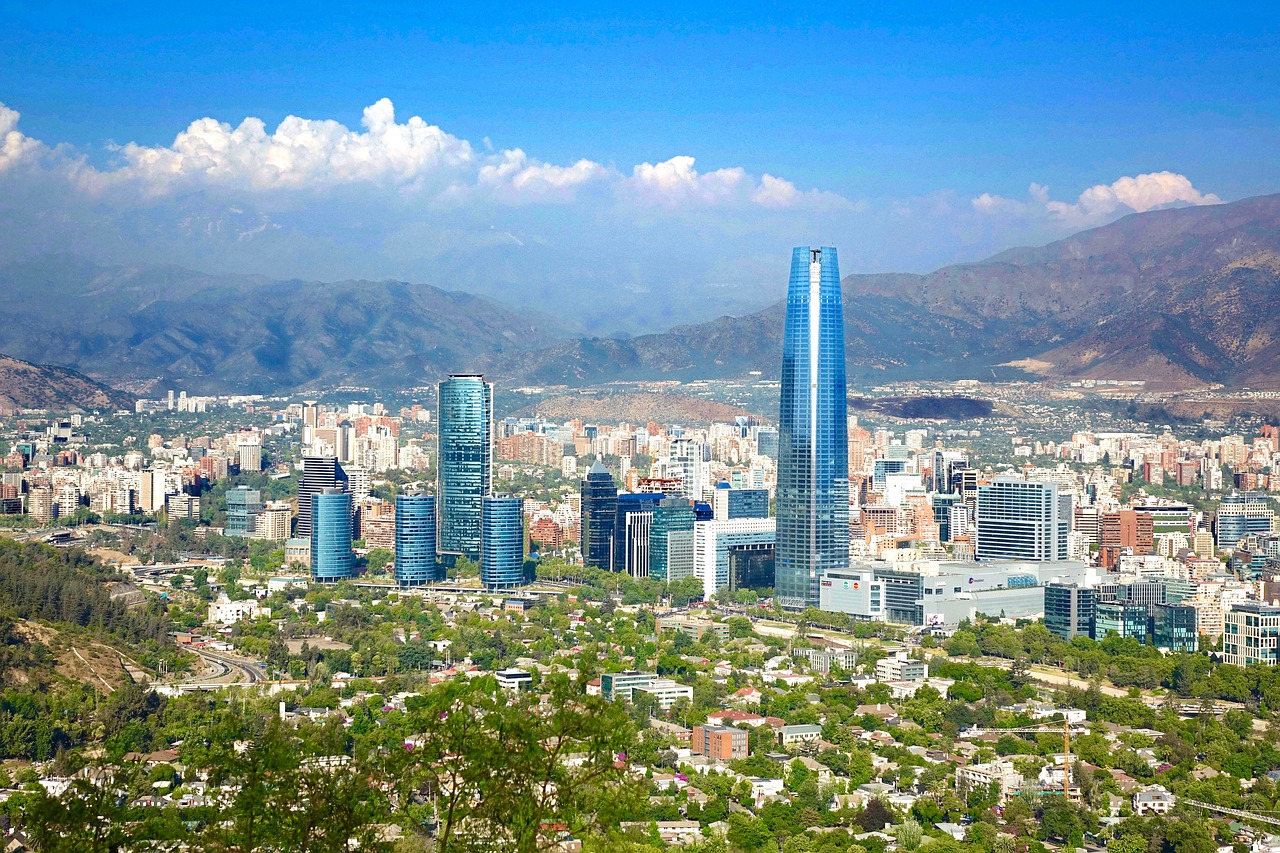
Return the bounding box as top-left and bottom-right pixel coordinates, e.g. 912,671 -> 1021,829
732,686 -> 763,705
706,710 -> 767,727
1134,785 -> 1176,816
778,724 -> 824,746
793,756 -> 832,786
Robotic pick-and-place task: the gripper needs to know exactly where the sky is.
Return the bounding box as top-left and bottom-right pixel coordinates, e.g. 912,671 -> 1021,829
2,2 -> 1277,333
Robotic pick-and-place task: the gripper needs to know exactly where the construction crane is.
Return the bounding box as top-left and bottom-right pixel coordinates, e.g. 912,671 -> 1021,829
958,720 -> 1089,798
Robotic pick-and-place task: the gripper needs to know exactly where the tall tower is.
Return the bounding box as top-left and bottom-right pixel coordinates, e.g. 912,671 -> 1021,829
311,488 -> 355,582
296,455 -> 346,539
395,493 -> 440,587
580,461 -> 618,569
776,246 -> 849,610
481,495 -> 525,589
437,375 -> 493,562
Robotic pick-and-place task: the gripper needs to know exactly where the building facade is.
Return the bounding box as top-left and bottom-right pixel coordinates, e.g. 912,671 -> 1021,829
297,456 -> 346,539
975,477 -> 1071,561
480,495 -> 524,589
649,498 -> 696,582
581,461 -> 618,569
776,246 -> 849,610
438,375 -> 494,562
1223,602 -> 1280,666
311,488 -> 354,582
1045,583 -> 1096,640
394,493 -> 440,587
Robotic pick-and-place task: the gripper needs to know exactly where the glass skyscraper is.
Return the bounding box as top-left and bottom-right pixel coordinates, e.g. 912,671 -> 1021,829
437,375 -> 493,562
296,455 -> 346,539
311,488 -> 354,582
581,461 -> 618,570
481,495 -> 524,589
395,493 -> 440,587
775,246 -> 849,610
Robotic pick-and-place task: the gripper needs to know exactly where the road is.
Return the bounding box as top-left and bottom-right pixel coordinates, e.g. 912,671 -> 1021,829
176,646 -> 268,687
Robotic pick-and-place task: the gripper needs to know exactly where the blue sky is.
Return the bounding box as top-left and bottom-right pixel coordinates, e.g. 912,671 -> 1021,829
2,3 -> 1277,332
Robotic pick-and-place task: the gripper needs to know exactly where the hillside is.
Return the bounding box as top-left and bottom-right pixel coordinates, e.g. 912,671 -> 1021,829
0,352 -> 135,414
496,192 -> 1280,390
0,256 -> 573,394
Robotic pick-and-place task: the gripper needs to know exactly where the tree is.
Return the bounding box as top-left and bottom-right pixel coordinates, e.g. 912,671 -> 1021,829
857,798 -> 894,832
895,819 -> 923,851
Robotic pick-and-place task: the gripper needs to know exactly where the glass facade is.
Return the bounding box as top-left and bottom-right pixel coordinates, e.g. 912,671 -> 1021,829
311,488 -> 354,582
226,486 -> 262,537
1150,603 -> 1198,652
614,491 -> 663,576
1091,602 -> 1149,641
481,495 -> 524,589
649,497 -> 695,582
728,542 -> 776,591
581,461 -> 618,569
437,375 -> 493,561
1044,583 -> 1095,640
297,455 -> 346,538
776,246 -> 849,610
1216,491 -> 1275,549
395,494 -> 440,587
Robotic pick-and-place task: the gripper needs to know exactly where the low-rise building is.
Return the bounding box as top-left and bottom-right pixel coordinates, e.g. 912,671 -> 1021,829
633,678 -> 694,709
691,725 -> 748,761
955,759 -> 1024,804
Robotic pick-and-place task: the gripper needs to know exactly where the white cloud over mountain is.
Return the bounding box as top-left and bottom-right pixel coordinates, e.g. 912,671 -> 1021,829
972,171 -> 1221,226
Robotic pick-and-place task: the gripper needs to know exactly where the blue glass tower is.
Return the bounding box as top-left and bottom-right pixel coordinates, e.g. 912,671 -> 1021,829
311,488 -> 354,582
581,461 -> 618,570
481,495 -> 524,589
395,493 -> 440,587
437,375 -> 493,562
776,246 -> 849,610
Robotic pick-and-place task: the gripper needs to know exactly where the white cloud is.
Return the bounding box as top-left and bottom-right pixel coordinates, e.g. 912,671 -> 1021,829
972,172 -> 1221,227
0,104 -> 44,173
625,156 -> 747,206
476,147 -> 612,202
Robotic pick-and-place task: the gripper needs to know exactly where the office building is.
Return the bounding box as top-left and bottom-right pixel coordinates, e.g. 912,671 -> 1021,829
649,497 -> 696,582
480,495 -> 524,589
395,493 -> 440,587
1092,602 -> 1149,641
1100,510 -> 1154,555
633,678 -> 695,710
755,427 -> 779,459
438,375 -> 493,562
711,484 -> 769,521
693,517 -> 776,601
728,542 -> 775,591
875,650 -> 928,682
600,671 -> 659,702
1223,602 -> 1280,667
226,486 -> 262,537
297,456 -> 346,539
1150,603 -> 1198,653
975,477 -> 1071,562
581,461 -> 618,569
1045,583 -> 1096,640
692,725 -> 748,761
311,488 -> 354,582
614,491 -> 663,577
1217,491 -> 1276,549
776,246 -> 849,610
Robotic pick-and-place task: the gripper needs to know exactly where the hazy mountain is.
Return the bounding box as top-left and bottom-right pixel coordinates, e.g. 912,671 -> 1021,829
0,353 -> 135,414
5,193 -> 1279,396
496,192 -> 1280,390
0,256 -> 571,394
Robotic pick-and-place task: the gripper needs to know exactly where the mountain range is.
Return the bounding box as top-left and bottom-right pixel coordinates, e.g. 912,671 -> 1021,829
0,353 -> 134,414
1,192 -> 1278,398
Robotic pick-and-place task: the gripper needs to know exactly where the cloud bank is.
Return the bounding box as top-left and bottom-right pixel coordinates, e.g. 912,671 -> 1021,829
971,171 -> 1221,227
0,98 -> 1224,334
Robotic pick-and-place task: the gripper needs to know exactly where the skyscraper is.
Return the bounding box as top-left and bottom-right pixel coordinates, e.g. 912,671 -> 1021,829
311,488 -> 354,582
481,495 -> 524,589
297,455 -> 346,539
974,477 -> 1071,561
395,493 -> 440,587
437,375 -> 493,562
581,461 -> 618,569
775,246 -> 849,610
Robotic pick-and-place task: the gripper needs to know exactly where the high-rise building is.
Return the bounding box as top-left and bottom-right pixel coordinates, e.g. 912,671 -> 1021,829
438,375 -> 493,562
237,443 -> 263,473
1044,583 -> 1095,640
694,518 -> 776,601
580,461 -> 618,569
1223,602 -> 1280,666
614,491 -> 664,577
975,477 -> 1071,561
755,427 -> 779,460
711,484 -> 769,521
649,497 -> 696,582
481,495 -> 524,589
776,246 -> 849,610
311,488 -> 354,582
226,486 -> 262,537
1149,603 -> 1198,652
297,456 -> 346,539
1091,602 -> 1149,641
1216,491 -> 1275,549
395,493 -> 440,587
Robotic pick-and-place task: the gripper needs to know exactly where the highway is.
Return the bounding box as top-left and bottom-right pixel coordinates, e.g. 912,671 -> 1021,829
174,646 -> 268,688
